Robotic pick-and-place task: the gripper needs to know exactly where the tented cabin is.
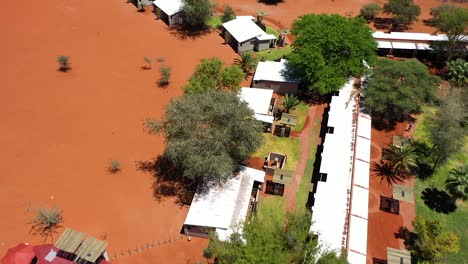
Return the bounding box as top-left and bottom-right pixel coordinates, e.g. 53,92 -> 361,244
183,167 -> 265,241
152,0 -> 184,26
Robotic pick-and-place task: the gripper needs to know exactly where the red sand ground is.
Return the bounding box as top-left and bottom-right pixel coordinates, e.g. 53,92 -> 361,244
0,1 -> 238,263
367,121 -> 417,262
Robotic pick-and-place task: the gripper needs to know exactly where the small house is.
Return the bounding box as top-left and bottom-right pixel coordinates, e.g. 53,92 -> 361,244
183,166 -> 265,241
238,87 -> 277,132
253,59 -> 300,95
152,0 -> 184,26
221,16 -> 276,53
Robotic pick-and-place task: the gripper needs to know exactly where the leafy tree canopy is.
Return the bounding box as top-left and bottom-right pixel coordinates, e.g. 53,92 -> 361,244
383,0 -> 421,26
184,58 -> 245,93
446,165 -> 468,201
222,5 -> 236,23
430,4 -> 468,36
150,90 -> 263,183
446,58 -> 468,87
288,14 -> 377,94
363,58 -> 439,121
411,216 -> 460,262
183,0 -> 215,29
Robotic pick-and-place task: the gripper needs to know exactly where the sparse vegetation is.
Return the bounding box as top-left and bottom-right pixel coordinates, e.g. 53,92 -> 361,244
233,52 -> 257,74
29,207 -> 64,242
143,56 -> 152,70
221,5 -> 236,23
57,55 -> 70,72
360,3 -> 382,21
108,159 -> 121,173
159,65 -> 171,86
282,93 -> 300,113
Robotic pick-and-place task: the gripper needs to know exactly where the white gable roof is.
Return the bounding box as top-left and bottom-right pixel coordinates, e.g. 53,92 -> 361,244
153,0 -> 183,16
239,87 -> 273,115
184,167 -> 265,241
253,59 -> 300,83
222,17 -> 274,43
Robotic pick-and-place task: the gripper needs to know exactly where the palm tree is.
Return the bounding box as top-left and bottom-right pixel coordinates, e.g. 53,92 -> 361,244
445,165 -> 468,201
282,94 -> 300,113
446,58 -> 468,87
233,52 -> 257,74
382,144 -> 419,177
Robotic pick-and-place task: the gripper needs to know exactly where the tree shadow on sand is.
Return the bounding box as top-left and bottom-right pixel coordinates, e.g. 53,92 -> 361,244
421,187 -> 457,214
372,160 -> 404,185
168,25 -> 213,40
136,156 -> 197,206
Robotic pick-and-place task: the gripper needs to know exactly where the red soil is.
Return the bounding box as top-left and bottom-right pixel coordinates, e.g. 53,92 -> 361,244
0,1 -> 233,263
366,121 -> 416,262
212,0 -> 467,33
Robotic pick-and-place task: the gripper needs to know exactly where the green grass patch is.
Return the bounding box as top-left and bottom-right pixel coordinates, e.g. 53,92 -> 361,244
289,102 -> 309,132
266,26 -> 279,37
206,16 -> 222,29
413,107 -> 468,264
254,133 -> 300,171
295,119 -> 321,215
257,195 -> 286,227
255,45 -> 292,61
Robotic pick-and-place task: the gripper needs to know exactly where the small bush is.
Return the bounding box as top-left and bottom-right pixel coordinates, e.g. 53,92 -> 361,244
156,56 -> 165,63
143,56 -> 152,70
159,66 -> 171,86
222,5 -> 236,23
203,247 -> 213,259
57,55 -> 70,72
360,3 -> 382,21
108,159 -> 121,173
29,207 -> 64,241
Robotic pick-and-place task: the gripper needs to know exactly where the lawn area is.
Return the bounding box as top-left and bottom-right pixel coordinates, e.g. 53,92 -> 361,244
295,118 -> 321,215
257,195 -> 286,227
255,45 -> 292,61
253,133 -> 300,171
206,16 -> 222,29
266,26 -> 279,37
289,102 -> 309,132
413,106 -> 468,264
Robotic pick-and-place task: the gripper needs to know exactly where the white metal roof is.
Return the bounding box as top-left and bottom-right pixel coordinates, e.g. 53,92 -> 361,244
391,42 -> 418,50
253,59 -> 300,83
239,87 -> 273,116
416,43 -> 432,50
372,31 -> 448,41
347,215 -> 368,255
350,186 -> 369,219
312,79 -> 357,253
355,136 -> 371,163
357,114 -> 372,139
184,166 -> 265,240
222,17 -> 270,43
347,251 -> 367,264
152,0 -> 183,16
377,41 -> 392,49
353,159 -> 370,189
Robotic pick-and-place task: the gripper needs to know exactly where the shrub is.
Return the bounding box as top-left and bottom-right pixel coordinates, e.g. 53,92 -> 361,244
143,56 -> 152,70
159,66 -> 171,86
360,3 -> 382,21
57,55 -> 70,72
222,5 -> 236,23
108,159 -> 121,173
29,207 -> 64,241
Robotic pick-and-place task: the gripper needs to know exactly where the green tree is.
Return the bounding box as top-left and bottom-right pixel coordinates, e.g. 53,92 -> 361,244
57,55 -> 70,72
29,207 -> 64,242
383,0 -> 421,28
427,89 -> 466,168
317,251 -> 348,264
222,5 -> 236,23
360,3 -> 382,21
159,65 -> 171,86
446,58 -> 468,87
150,90 -> 262,182
183,0 -> 214,29
288,14 -> 377,94
233,52 -> 257,74
282,94 -> 300,113
184,58 -> 244,93
411,216 -> 460,262
445,165 -> 468,201
382,144 -> 419,177
363,58 -> 439,121
429,5 -> 468,61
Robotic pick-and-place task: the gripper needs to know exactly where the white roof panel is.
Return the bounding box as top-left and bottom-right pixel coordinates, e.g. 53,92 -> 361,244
416,43 -> 432,50
347,251 -> 367,264
391,42 -> 417,50
355,136 -> 371,163
239,87 -> 273,115
350,186 -> 369,219
184,166 -> 265,231
222,17 -> 266,43
253,59 -> 300,83
353,159 -> 370,189
357,114 -> 372,139
153,0 -> 183,16
348,215 -> 368,255
372,31 -> 448,41
377,41 -> 392,49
